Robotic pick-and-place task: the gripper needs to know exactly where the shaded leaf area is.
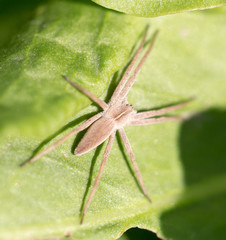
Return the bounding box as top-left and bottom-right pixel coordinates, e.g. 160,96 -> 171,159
92,0 -> 226,17
161,109 -> 226,240
0,1 -> 226,240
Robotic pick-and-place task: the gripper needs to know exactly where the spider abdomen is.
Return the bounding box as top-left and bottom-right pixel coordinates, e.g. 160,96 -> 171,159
74,116 -> 115,156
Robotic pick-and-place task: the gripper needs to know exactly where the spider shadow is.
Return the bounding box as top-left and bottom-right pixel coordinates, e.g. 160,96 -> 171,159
23,24 -> 157,217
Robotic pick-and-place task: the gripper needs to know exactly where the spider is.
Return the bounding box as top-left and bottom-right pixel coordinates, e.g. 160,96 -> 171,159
21,28 -> 189,223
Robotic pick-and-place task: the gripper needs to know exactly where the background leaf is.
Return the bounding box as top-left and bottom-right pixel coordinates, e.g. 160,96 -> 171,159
92,0 -> 226,17
0,1 -> 226,240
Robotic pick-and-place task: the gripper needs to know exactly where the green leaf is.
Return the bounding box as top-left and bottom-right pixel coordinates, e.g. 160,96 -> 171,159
0,1 -> 226,240
92,0 -> 226,17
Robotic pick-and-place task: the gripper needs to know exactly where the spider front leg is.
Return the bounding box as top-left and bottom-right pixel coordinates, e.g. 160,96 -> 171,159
117,31 -> 159,102
110,26 -> 149,104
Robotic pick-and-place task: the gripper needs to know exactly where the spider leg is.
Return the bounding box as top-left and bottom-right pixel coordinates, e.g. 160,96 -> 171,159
118,128 -> 151,203
118,31 -> 158,101
20,113 -> 102,167
133,99 -> 191,120
128,116 -> 183,126
110,26 -> 149,104
63,75 -> 108,110
80,131 -> 116,224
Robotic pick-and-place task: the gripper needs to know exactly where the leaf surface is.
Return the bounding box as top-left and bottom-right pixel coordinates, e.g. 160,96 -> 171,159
0,1 -> 226,240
